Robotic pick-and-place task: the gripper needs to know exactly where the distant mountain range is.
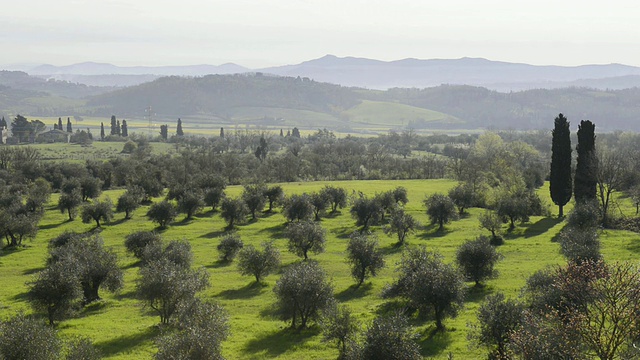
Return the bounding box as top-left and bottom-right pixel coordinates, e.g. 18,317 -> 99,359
9,55 -> 640,91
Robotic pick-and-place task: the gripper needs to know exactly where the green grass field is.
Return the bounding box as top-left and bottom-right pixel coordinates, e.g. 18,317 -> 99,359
1,179 -> 639,359
24,99 -> 467,139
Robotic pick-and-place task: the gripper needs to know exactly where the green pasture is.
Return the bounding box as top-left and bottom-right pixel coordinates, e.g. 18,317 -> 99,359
1,180 -> 639,359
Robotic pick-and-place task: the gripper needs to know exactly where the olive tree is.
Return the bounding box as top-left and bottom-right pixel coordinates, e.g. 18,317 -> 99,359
424,193 -> 457,231
49,235 -> 124,304
58,189 -> 82,220
81,199 -> 114,228
136,257 -> 210,325
177,190 -> 204,220
154,299 -> 229,360
383,208 -> 418,245
0,313 -> 62,360
217,233 -> 244,262
321,185 -> 348,213
236,242 -> 281,283
358,312 -> 421,360
456,236 -> 502,286
346,232 -> 385,287
273,261 -> 334,329
285,220 -> 326,260
220,197 -> 249,229
283,194 -> 314,222
124,231 -> 163,260
116,186 -> 143,219
384,247 -> 466,331
320,305 -> 359,359
147,200 -> 178,229
27,261 -> 82,325
264,185 -> 284,212
241,183 -> 267,220
469,293 -> 523,359
350,196 -> 383,231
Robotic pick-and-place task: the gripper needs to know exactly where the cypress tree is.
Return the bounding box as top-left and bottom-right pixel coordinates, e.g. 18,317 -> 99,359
176,118 -> 184,136
110,115 -> 117,135
66,117 -> 72,133
160,125 -> 168,140
116,120 -> 121,136
574,120 -> 597,203
550,114 -> 572,217
280,129 -> 284,137
121,120 -> 128,137
53,123 -> 58,130
57,117 -> 63,130
100,122 -> 105,140
220,127 -> 224,138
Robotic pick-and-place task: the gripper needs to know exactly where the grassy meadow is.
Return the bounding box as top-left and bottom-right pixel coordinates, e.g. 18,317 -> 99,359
1,179 -> 639,359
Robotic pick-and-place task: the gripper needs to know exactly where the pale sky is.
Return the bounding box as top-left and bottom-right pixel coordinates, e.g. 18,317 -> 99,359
3,0 -> 640,68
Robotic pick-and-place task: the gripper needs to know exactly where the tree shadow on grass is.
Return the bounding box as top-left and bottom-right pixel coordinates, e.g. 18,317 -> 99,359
418,325 -> 453,358
170,218 -> 194,227
195,210 -> 216,219
39,220 -> 67,230
381,243 -> 405,256
95,326 -> 159,358
206,260 -> 230,269
336,283 -> 374,302
114,290 -> 138,301
243,327 -> 319,358
522,217 -> 563,238
466,283 -> 493,304
627,239 -> 640,254
0,245 -> 26,257
217,282 -> 266,300
258,223 -> 286,237
417,224 -> 453,240
11,292 -> 28,302
108,218 -> 129,226
199,230 -> 226,239
22,266 -> 45,275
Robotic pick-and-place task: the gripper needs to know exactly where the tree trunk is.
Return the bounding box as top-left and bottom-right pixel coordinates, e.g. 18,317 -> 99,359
558,205 -> 564,218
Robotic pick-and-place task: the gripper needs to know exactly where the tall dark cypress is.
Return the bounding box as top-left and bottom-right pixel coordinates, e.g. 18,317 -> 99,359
66,117 -> 72,133
121,120 -> 128,137
100,122 -> 105,140
574,120 -> 597,203
176,118 -> 184,136
116,120 -> 121,136
110,115 -> 117,135
550,114 -> 572,217
57,117 -> 63,131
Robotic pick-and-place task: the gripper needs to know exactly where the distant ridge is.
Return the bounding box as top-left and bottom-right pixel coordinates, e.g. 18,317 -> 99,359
6,55 -> 640,90
28,62 -> 250,76
259,55 -> 640,90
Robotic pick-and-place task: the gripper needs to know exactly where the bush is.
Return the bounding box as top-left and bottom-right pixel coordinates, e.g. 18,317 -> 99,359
566,200 -> 601,230
559,227 -> 601,264
217,233 -> 244,262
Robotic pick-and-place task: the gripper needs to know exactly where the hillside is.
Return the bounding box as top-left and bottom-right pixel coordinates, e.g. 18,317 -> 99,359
3,71 -> 640,132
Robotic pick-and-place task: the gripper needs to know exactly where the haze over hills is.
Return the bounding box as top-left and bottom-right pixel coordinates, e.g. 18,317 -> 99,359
8,55 -> 640,91
3,56 -> 640,133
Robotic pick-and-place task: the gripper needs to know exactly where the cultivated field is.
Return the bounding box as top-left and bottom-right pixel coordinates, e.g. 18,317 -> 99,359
1,179 -> 638,359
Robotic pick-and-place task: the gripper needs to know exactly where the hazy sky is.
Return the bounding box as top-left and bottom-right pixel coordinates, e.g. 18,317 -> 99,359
3,0 -> 640,68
